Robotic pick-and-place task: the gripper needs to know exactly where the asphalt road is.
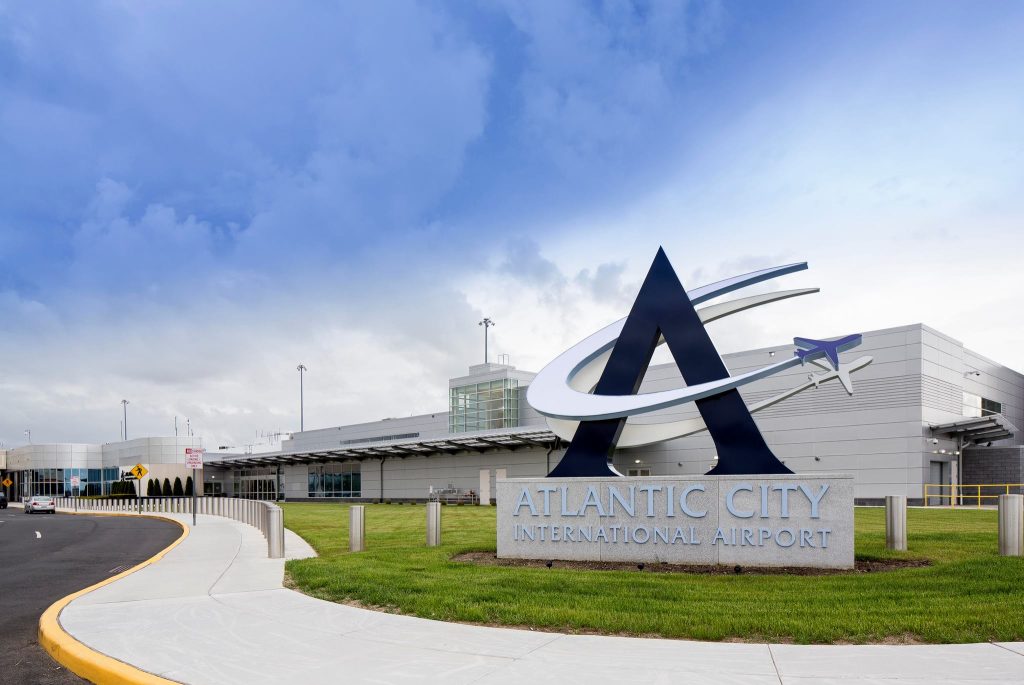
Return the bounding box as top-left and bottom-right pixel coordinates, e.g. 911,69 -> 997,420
0,507 -> 181,684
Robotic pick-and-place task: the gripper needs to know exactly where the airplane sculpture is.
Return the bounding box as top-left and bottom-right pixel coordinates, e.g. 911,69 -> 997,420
793,334 -> 862,370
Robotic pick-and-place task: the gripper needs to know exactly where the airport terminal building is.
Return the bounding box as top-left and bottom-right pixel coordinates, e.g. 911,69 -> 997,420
0,437 -> 204,500
2,323 -> 1021,505
201,322 -> 1023,505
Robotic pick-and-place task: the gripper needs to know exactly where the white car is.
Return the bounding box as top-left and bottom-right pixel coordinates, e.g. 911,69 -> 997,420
25,495 -> 56,514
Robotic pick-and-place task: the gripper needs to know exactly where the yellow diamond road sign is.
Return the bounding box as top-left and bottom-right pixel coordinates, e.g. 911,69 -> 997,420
130,463 -> 148,480
2,478 -> 12,487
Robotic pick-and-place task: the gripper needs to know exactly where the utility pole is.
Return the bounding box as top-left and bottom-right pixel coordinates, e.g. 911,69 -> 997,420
121,399 -> 129,441
297,364 -> 307,432
478,318 -> 495,364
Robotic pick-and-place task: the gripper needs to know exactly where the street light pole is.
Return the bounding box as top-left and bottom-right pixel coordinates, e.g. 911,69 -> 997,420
121,399 -> 130,441
296,364 -> 307,432
478,318 -> 495,364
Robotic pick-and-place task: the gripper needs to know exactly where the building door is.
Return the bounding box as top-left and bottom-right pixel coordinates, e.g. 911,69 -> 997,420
627,468 -> 651,477
928,461 -> 949,505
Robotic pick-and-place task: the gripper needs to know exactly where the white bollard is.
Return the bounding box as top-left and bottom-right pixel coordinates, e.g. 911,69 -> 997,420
267,505 -> 284,558
426,501 -> 442,547
885,495 -> 907,551
350,505 -> 365,552
998,494 -> 1023,556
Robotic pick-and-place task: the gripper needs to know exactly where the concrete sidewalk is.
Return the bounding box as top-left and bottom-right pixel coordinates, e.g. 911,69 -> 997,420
58,514 -> 1024,685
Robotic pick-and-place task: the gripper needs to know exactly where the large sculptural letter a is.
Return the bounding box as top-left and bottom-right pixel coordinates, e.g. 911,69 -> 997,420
548,248 -> 792,478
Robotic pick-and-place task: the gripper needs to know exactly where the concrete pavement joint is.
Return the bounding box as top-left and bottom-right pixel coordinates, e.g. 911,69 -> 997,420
989,641 -> 1024,658
767,643 -> 784,685
203,522 -> 246,597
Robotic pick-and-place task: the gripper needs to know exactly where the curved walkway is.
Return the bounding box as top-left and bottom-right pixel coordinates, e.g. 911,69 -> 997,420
58,514 -> 1024,684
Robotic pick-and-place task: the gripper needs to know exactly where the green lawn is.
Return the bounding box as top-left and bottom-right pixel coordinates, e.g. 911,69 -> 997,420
281,503 -> 1024,644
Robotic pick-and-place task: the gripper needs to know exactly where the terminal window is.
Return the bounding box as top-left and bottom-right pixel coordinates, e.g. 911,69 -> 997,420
308,462 -> 361,498
963,393 -> 1002,418
449,378 -> 519,433
25,467 -> 124,497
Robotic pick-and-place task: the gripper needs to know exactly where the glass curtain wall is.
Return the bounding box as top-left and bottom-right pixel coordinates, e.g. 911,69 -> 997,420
307,463 -> 361,498
25,467 -> 121,496
449,379 -> 519,433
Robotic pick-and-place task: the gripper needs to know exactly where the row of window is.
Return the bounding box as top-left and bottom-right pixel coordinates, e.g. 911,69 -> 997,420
308,463 -> 362,498
341,433 -> 419,446
16,468 -> 122,497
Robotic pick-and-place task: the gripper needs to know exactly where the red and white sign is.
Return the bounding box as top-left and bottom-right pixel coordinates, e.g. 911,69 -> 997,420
185,447 -> 205,469
70,475 -> 80,488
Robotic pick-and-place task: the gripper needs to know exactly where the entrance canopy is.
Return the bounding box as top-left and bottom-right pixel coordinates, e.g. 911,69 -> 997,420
204,428 -> 559,469
929,414 -> 1017,446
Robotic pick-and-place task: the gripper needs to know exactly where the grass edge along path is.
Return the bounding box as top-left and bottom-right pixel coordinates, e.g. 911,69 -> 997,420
281,503 -> 1024,645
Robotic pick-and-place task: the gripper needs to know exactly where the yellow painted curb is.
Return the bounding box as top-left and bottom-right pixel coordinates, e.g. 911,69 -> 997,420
37,509 -> 190,685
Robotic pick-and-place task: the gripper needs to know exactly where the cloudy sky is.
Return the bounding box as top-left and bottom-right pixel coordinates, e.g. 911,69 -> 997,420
1,1 -> 1022,449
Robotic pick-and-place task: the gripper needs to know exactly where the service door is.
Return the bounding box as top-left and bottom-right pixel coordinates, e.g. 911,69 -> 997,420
928,461 -> 949,505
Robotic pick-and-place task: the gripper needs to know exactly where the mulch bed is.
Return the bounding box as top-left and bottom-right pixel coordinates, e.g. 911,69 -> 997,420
452,551 -> 931,575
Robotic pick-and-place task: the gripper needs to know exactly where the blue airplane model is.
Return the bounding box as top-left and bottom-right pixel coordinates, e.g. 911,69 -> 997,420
793,334 -> 862,370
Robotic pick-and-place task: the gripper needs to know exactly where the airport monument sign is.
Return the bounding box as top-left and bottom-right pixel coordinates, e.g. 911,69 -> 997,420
497,248 -> 869,569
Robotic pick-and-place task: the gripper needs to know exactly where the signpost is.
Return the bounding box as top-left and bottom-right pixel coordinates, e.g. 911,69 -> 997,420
185,448 -> 205,526
126,464 -> 148,514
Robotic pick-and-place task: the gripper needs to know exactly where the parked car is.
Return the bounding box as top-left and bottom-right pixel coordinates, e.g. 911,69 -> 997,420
0,492 -> 7,509
25,495 -> 56,514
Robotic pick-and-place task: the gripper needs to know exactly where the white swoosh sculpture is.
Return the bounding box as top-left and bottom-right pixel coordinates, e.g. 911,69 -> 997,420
527,264 -> 873,447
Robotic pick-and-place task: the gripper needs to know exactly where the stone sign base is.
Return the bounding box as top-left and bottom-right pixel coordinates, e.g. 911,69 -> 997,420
496,474 -> 854,569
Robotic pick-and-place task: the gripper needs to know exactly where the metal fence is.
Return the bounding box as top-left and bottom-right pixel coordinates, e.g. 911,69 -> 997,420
45,496 -> 285,558
923,483 -> 1024,508
427,487 -> 479,505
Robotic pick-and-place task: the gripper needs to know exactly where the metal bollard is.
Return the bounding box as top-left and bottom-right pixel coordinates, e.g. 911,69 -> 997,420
349,505 -> 365,552
426,501 -> 442,547
885,495 -> 907,551
998,494 -> 1023,556
267,506 -> 284,558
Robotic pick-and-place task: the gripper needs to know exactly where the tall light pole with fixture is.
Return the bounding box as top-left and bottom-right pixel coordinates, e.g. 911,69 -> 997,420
24,429 -> 31,444
121,399 -> 130,441
297,364 -> 307,432
478,318 -> 495,364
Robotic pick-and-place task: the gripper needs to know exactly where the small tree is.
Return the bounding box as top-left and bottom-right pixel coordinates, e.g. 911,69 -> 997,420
173,477 -> 184,497
128,480 -> 137,498
162,478 -> 173,497
147,479 -> 156,497
185,476 -> 194,496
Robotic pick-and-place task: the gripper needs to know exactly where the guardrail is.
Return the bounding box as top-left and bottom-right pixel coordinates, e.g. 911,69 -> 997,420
46,496 -> 285,559
924,483 -> 1024,509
